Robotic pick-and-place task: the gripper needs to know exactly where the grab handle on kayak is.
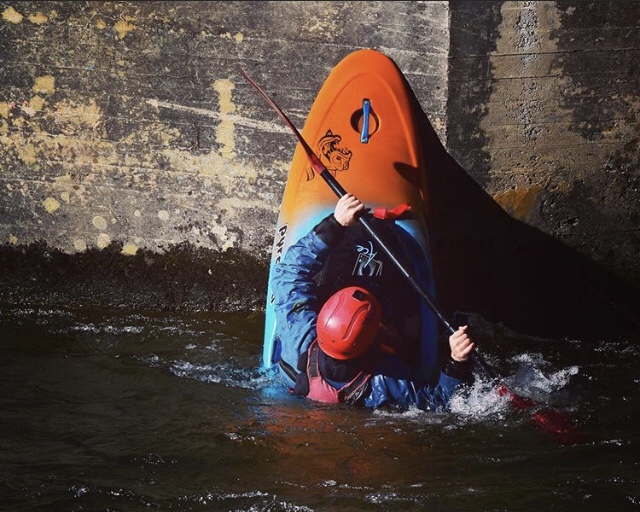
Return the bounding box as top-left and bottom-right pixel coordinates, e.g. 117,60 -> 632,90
361,99 -> 371,144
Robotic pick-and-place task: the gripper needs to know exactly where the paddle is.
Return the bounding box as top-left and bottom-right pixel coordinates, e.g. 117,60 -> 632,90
240,69 -> 576,439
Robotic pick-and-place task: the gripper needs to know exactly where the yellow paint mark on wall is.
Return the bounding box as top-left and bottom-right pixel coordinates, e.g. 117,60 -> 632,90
73,239 -> 87,252
114,19 -> 136,39
33,75 -> 55,94
30,95 -> 45,112
43,197 -> 61,213
431,116 -> 445,134
15,142 -> 37,165
0,102 -> 12,118
2,6 -> 23,23
212,79 -> 236,158
92,215 -> 108,230
21,105 -> 36,117
53,98 -> 104,136
97,233 -> 111,249
21,96 -> 44,116
220,31 -> 244,43
493,185 -> 543,221
52,174 -> 87,204
28,12 -> 48,24
122,243 -> 138,256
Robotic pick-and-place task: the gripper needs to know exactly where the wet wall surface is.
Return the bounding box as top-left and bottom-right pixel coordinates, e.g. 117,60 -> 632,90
0,241 -> 267,313
0,2 -> 638,340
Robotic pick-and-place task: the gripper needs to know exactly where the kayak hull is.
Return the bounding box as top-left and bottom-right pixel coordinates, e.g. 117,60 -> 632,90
263,49 -> 439,382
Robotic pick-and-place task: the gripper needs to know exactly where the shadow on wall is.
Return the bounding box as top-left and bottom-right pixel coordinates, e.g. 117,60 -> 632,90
438,1 -> 640,341
416,110 -> 640,341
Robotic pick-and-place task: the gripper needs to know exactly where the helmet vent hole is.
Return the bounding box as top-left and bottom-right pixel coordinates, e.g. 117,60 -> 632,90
352,289 -> 367,301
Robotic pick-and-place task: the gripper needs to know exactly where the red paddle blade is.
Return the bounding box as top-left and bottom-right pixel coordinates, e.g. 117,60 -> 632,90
497,385 -> 581,442
531,408 -> 575,435
497,384 -> 535,409
532,409 -> 585,445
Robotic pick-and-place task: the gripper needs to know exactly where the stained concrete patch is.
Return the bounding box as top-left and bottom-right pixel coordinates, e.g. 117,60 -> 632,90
2,5 -> 23,23
493,185 -> 543,221
33,76 -> 55,95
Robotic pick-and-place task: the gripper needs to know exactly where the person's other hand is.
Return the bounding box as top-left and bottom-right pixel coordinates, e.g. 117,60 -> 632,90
449,325 -> 475,362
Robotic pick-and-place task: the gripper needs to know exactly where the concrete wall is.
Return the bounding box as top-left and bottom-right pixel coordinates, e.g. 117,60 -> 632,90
438,1 -> 640,338
448,1 -> 639,279
0,1 -> 638,339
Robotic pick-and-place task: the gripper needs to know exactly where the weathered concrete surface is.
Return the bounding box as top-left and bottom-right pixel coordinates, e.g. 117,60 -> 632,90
0,1 -> 638,339
440,1 -> 640,338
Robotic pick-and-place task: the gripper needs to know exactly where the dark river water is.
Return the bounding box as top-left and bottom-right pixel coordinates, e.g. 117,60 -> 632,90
1,305 -> 638,511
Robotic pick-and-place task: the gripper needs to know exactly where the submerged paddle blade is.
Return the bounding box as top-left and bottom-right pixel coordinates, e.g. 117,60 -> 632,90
532,408 -> 574,434
532,408 -> 584,445
498,384 -> 535,409
497,384 -> 580,442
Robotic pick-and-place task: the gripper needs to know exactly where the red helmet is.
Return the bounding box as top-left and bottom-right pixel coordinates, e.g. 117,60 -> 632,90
316,286 -> 382,360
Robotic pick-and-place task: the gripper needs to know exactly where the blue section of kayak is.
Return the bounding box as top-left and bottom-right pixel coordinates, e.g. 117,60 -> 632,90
262,215 -> 440,383
262,215 -> 322,370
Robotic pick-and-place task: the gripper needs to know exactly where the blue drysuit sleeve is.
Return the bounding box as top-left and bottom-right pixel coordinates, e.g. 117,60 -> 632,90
363,370 -> 467,411
272,225 -> 334,375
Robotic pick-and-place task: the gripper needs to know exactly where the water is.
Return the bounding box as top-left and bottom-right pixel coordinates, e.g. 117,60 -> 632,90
1,306 -> 638,511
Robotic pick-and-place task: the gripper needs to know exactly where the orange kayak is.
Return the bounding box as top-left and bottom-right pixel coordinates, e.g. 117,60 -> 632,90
262,49 -> 439,381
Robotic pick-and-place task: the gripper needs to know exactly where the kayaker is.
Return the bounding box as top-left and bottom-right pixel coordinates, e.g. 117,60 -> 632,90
272,193 -> 475,410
